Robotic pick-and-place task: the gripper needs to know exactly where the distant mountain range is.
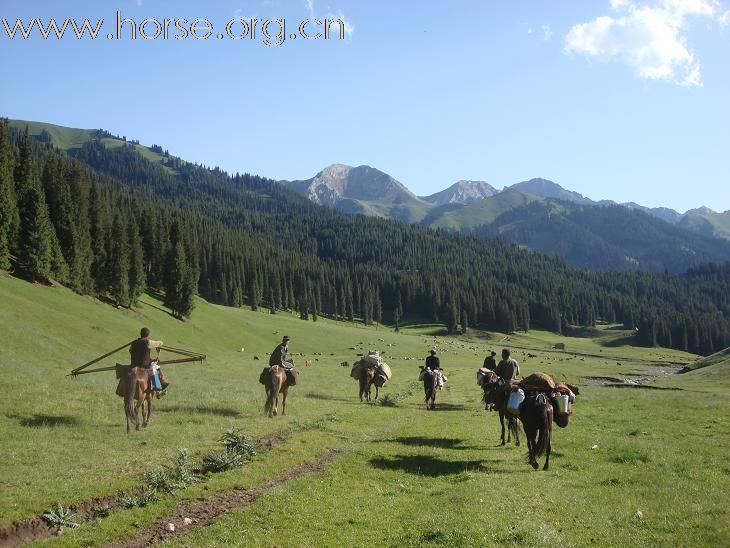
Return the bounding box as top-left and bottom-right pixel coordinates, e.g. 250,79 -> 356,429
281,163 -> 730,271
8,118 -> 730,274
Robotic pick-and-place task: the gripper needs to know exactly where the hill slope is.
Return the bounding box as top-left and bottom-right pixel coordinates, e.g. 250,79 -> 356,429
472,199 -> 730,272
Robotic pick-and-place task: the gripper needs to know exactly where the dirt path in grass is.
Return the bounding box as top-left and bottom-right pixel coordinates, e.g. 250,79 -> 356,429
108,448 -> 343,547
0,430 -> 291,548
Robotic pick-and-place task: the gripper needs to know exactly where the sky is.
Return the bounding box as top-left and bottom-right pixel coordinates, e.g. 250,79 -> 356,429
0,0 -> 728,212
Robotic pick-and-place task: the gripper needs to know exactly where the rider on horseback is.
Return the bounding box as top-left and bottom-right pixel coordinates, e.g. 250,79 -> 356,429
495,348 -> 520,382
130,327 -> 169,398
424,349 -> 447,389
261,335 -> 297,386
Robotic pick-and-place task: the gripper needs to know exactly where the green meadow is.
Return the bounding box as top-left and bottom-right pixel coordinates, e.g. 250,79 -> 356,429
1,273 -> 729,547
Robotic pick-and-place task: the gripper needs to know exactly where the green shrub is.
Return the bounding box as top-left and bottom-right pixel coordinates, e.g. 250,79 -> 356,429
121,490 -> 159,508
201,449 -> 244,473
42,503 -> 79,533
219,428 -> 257,460
144,448 -> 200,494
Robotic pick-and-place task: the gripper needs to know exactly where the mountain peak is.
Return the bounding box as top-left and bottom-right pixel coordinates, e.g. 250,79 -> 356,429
422,180 -> 498,205
509,178 -> 594,205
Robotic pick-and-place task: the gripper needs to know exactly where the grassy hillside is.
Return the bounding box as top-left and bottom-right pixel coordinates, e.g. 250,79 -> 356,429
9,119 -> 176,174
3,273 -> 730,546
680,210 -> 730,241
427,189 -> 540,230
8,119 -> 95,150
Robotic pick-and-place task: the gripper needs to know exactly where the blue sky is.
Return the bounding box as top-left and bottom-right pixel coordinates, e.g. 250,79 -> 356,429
1,0 -> 728,211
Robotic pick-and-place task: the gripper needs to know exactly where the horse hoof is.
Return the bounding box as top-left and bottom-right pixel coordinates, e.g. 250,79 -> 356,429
531,461 -> 539,470
516,441 -> 521,447
500,441 -> 506,446
543,465 -> 549,471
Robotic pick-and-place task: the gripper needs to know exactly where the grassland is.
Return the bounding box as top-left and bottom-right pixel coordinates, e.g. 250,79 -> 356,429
1,273 -> 729,547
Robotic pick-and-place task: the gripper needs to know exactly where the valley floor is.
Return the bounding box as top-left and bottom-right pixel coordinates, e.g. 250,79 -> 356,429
1,275 -> 729,547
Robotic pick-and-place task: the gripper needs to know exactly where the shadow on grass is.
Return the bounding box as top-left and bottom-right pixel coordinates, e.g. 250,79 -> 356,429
304,391 -> 353,403
429,403 -> 469,412
156,405 -> 242,417
369,454 -> 491,476
8,413 -> 81,427
391,436 -> 469,449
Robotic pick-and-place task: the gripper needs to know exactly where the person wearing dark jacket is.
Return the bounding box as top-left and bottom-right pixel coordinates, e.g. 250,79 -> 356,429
424,349 -> 446,389
261,335 -> 296,386
129,327 -> 168,396
483,351 -> 497,370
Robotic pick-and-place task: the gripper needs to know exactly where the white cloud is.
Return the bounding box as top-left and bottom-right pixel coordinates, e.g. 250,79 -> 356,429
721,9 -> 730,25
564,0 -> 724,86
304,0 -> 315,20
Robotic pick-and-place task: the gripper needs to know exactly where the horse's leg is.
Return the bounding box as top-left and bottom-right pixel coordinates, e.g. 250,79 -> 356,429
134,398 -> 142,431
125,400 -> 130,434
144,392 -> 152,427
374,385 -> 379,401
282,387 -> 288,416
499,411 -> 506,445
514,418 -> 521,447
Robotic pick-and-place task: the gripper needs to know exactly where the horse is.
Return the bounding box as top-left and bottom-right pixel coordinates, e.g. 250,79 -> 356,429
264,365 -> 294,417
479,370 -> 520,446
421,367 -> 437,409
359,366 -> 377,402
123,366 -> 154,433
519,391 -> 554,470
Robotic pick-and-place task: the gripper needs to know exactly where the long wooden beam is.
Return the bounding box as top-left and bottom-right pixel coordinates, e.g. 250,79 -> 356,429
72,340 -> 135,374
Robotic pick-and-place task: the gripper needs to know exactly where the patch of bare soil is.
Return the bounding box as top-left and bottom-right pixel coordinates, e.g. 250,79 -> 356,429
0,429 -> 293,547
109,448 -> 343,548
0,490 -> 142,548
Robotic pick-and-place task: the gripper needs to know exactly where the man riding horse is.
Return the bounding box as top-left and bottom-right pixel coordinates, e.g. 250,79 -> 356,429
260,335 -> 297,387
129,327 -> 169,397
424,349 -> 447,390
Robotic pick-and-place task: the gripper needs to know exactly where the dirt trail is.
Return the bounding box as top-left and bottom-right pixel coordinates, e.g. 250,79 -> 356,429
0,430 -> 291,548
108,448 -> 343,548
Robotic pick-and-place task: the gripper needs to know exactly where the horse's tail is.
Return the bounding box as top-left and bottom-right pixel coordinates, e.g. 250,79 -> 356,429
124,368 -> 138,424
534,394 -> 551,458
264,367 -> 277,416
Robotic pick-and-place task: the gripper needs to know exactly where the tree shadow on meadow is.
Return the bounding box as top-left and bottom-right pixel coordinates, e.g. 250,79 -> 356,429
8,413 -> 81,428
155,405 -> 242,417
369,454 -> 492,476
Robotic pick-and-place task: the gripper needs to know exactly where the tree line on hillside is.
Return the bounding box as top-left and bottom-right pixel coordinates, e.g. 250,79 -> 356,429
1,119 -> 729,355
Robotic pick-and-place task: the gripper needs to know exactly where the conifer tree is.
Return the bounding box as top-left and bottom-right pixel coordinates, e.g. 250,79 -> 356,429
127,217 -> 146,306
0,119 -> 18,269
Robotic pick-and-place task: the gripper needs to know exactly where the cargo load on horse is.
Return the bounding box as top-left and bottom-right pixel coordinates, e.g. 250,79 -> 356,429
351,351 -> 392,402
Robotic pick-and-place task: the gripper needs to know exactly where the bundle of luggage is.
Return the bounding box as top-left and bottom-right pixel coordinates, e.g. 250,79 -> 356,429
350,351 -> 392,387
516,373 -> 579,425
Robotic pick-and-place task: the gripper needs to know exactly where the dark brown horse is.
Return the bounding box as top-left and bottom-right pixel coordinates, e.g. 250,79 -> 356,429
479,371 -> 520,446
359,366 -> 377,402
520,392 -> 554,470
123,367 -> 154,433
421,368 -> 437,409
264,365 -> 294,417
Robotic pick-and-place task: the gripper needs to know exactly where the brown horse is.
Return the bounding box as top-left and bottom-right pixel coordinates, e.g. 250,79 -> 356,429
520,392 -> 554,470
479,371 -> 520,446
123,367 -> 154,433
421,368 -> 437,409
264,365 -> 294,417
359,366 -> 377,402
